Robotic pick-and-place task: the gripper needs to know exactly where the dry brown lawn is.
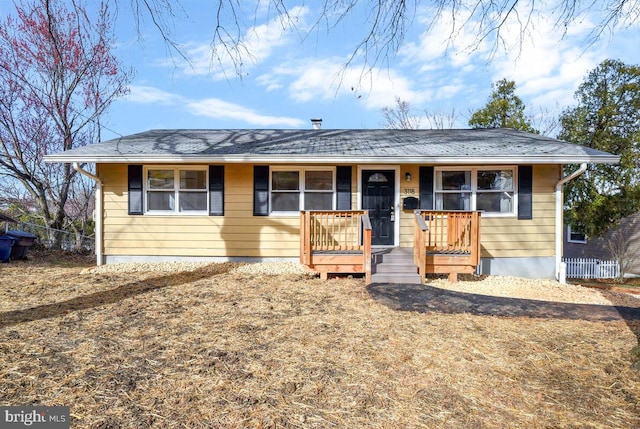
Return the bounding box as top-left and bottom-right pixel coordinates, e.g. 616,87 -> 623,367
1,251 -> 640,428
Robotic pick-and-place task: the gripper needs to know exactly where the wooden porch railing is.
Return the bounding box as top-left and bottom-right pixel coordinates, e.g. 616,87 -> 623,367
414,210 -> 481,282
300,210 -> 372,283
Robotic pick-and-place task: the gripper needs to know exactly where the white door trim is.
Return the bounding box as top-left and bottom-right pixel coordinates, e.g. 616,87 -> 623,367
357,165 -> 400,247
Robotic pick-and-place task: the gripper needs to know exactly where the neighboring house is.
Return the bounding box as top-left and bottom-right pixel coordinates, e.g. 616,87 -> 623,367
45,127 -> 619,280
564,212 -> 640,275
563,224 -> 589,259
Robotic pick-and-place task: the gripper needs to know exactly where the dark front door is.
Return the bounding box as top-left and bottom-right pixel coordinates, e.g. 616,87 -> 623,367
362,170 -> 395,246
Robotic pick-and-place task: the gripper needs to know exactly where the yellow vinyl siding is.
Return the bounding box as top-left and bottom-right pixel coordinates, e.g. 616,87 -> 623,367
100,164 -> 302,258
481,165 -> 557,258
99,163 -> 558,260
100,163 -> 359,259
398,208 -> 416,247
398,164 -> 421,247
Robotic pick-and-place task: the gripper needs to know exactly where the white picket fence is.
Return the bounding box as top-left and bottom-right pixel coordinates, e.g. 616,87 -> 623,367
562,257 -> 620,279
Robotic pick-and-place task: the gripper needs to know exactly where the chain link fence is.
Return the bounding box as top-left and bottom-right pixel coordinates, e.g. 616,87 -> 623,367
6,222 -> 94,253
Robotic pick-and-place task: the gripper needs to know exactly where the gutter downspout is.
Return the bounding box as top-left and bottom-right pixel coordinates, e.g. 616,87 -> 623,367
555,163 -> 587,281
73,163 -> 103,266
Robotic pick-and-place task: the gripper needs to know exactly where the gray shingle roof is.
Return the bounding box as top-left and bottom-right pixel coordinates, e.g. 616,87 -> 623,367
44,128 -> 619,164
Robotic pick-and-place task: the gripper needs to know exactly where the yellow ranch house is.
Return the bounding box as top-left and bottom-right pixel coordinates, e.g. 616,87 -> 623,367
45,127 -> 619,284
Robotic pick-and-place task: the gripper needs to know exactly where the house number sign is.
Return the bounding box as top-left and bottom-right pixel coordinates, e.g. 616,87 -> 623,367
402,188 -> 416,195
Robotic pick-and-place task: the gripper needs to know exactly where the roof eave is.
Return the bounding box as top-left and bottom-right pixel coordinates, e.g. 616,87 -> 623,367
44,154 -> 621,165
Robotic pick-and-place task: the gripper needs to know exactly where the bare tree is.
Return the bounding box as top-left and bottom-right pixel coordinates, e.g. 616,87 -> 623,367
606,218 -> 640,282
381,97 -> 422,129
532,106 -> 561,137
424,107 -> 460,129
382,98 -> 460,129
0,0 -> 131,239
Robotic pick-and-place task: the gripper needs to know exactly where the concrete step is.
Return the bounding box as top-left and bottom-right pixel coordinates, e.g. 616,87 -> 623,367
370,272 -> 422,284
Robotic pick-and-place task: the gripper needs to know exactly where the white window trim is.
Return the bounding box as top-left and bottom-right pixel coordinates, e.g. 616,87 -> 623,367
567,225 -> 588,244
144,165 -> 209,215
434,166 -> 518,218
269,166 -> 336,215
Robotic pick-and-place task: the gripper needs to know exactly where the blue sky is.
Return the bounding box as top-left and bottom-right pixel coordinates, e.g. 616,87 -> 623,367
3,0 -> 640,139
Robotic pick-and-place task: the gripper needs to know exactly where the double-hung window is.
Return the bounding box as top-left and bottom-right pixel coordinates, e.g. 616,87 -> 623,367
435,170 -> 472,211
146,167 -> 208,213
476,169 -> 515,213
271,168 -> 335,213
435,167 -> 516,215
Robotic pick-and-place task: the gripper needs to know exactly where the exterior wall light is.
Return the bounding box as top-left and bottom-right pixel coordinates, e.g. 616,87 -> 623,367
405,172 -> 411,182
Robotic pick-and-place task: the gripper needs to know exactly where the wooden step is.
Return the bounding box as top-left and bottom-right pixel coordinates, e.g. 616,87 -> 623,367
371,248 -> 421,284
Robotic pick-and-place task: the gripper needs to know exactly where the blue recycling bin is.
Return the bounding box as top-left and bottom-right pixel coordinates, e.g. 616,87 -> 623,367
5,230 -> 36,260
0,236 -> 15,262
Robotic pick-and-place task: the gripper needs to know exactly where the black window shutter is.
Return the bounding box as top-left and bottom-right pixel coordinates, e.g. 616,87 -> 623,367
253,166 -> 269,216
336,166 -> 352,210
209,165 -> 224,216
419,166 -> 434,210
128,165 -> 143,215
518,165 -> 533,220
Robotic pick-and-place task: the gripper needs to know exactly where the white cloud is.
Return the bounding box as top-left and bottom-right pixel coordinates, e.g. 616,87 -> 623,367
126,85 -> 185,105
262,57 -> 427,110
124,85 -> 303,127
399,6 -> 490,68
352,68 -> 427,109
487,12 -> 605,111
186,98 -> 305,127
169,6 -> 309,80
255,74 -> 284,91
245,6 -> 308,57
436,83 -> 465,100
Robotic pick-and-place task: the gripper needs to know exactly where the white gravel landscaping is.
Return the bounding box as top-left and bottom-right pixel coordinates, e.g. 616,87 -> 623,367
428,275 -> 618,305
82,261 -> 640,307
83,261 -> 310,276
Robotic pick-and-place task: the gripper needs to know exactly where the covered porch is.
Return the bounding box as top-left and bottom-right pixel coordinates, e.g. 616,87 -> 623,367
300,210 -> 481,283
